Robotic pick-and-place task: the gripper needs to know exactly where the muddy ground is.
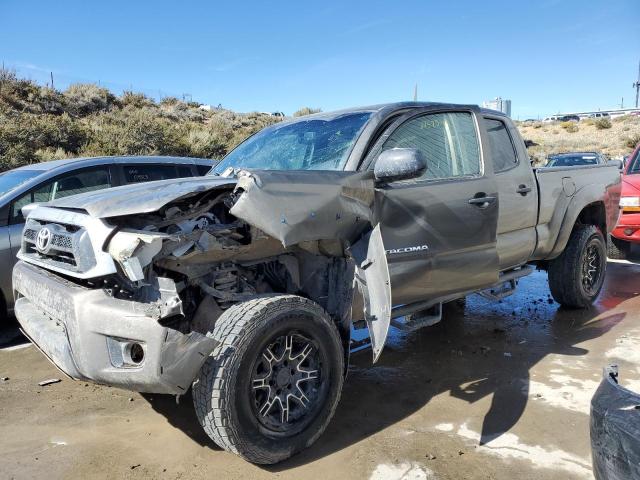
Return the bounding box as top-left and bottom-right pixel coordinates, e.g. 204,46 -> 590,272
2,260 -> 640,480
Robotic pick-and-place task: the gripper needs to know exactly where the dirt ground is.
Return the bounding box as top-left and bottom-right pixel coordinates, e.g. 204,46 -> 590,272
2,259 -> 640,480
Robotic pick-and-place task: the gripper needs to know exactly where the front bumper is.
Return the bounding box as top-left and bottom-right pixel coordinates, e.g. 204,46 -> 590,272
590,365 -> 640,480
611,212 -> 640,243
12,261 -> 217,394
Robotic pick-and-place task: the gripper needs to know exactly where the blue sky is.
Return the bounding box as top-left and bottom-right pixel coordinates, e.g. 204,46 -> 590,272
1,0 -> 638,118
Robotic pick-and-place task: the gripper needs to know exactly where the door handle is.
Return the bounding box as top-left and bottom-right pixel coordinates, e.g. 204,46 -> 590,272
468,194 -> 496,209
516,184 -> 532,195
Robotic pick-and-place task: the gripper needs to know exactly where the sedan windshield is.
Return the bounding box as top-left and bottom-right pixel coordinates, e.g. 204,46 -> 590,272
627,148 -> 640,174
546,154 -> 599,167
0,169 -> 43,196
212,112 -> 372,173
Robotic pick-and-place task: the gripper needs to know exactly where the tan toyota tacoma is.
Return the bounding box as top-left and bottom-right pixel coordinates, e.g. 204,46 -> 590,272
13,102 -> 621,463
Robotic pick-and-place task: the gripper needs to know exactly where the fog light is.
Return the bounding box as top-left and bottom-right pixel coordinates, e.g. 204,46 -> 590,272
128,343 -> 145,364
106,337 -> 146,368
625,228 -> 634,236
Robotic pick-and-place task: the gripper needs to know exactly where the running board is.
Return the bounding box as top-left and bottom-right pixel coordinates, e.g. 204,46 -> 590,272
391,302 -> 442,332
476,265 -> 534,301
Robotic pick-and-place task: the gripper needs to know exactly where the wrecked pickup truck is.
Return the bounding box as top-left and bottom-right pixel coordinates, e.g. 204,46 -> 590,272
13,102 -> 621,464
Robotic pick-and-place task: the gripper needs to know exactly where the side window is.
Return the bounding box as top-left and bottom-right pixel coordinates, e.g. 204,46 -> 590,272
10,181 -> 54,224
484,118 -> 518,173
196,164 -> 212,176
9,168 -> 111,224
382,112 -> 480,180
52,167 -> 111,199
176,165 -> 193,178
124,165 -> 178,183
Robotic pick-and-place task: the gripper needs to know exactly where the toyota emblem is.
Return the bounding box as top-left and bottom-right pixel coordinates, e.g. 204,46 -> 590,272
35,227 -> 52,254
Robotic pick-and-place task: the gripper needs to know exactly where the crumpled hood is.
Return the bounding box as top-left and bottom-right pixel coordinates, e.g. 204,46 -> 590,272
47,169 -> 377,248
48,176 -> 237,218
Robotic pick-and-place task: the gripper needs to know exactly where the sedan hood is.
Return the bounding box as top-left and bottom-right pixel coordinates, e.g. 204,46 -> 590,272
48,176 -> 237,218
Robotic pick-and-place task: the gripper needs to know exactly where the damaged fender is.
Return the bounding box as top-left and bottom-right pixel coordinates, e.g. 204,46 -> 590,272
231,170 -> 392,360
230,170 -> 375,247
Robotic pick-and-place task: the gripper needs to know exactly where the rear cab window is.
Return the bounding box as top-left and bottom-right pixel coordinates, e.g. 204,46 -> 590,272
484,118 -> 518,173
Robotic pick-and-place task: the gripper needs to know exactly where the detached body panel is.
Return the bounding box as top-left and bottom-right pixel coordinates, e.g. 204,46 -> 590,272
591,366 -> 640,480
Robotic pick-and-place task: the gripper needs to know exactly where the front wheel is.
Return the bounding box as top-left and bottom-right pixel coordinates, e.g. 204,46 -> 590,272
192,295 -> 344,464
548,225 -> 606,308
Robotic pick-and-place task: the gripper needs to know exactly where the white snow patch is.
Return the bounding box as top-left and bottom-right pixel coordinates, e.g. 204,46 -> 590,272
528,374 -> 599,415
433,423 -> 454,432
456,423 -> 592,479
606,331 -> 640,364
550,357 -> 586,370
370,462 -> 435,480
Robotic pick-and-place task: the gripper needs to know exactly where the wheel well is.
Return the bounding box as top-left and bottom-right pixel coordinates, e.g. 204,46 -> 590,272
576,202 -> 606,236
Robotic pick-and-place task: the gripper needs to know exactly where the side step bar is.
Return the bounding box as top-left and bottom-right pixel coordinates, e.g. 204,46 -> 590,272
476,265 -> 534,301
391,302 -> 442,332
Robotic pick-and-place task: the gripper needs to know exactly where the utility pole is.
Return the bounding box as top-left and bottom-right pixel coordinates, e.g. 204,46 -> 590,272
413,83 -> 418,101
634,60 -> 640,108
50,71 -> 54,90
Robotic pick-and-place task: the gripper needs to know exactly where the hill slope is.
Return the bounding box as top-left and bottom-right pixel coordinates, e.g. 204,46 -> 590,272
0,69 -> 281,171
517,116 -> 640,165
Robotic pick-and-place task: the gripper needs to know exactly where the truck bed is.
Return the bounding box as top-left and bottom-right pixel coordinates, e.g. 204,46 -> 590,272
532,163 -> 621,260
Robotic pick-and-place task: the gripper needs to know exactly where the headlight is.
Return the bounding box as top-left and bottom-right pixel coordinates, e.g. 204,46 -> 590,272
620,196 -> 640,211
108,230 -> 167,282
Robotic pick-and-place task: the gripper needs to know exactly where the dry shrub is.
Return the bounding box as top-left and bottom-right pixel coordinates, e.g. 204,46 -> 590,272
594,118 -> 612,130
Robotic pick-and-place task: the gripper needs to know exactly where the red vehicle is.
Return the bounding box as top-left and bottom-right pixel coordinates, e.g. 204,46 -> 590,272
610,143 -> 640,258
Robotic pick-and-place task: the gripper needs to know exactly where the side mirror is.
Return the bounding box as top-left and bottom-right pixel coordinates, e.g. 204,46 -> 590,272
374,148 -> 427,182
607,159 -> 623,170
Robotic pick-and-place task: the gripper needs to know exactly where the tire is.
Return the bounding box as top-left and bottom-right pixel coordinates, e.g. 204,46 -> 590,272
192,295 -> 344,464
548,225 -> 606,308
607,235 -> 630,260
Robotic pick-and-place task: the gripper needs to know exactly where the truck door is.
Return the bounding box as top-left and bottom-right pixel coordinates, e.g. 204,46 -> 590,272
369,109 -> 500,306
482,115 -> 538,270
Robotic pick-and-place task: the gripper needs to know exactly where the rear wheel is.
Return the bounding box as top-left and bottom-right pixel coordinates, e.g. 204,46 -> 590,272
192,295 -> 344,464
548,225 -> 606,308
607,235 -> 630,260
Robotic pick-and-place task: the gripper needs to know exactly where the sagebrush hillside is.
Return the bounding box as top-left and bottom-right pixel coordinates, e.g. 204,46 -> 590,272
516,116 -> 640,165
0,69 -> 284,171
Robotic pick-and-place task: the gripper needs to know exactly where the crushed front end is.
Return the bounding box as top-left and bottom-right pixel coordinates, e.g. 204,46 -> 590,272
13,171 -> 386,394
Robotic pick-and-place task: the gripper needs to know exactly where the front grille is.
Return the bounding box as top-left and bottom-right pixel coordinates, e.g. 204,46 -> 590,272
21,219 -> 96,273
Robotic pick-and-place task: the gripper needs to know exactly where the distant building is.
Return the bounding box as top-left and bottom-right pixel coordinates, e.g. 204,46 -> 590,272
482,97 -> 512,117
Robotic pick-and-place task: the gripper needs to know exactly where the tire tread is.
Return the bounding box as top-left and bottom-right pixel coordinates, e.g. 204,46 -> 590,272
192,294 -> 343,464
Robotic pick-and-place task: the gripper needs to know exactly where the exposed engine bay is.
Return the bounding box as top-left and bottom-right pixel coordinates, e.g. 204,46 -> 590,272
94,173 -> 372,346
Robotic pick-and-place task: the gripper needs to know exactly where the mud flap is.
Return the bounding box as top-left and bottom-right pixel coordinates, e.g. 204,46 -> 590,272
350,224 -> 391,363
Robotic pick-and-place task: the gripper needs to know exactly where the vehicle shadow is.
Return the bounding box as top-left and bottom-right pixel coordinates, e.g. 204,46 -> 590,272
0,315 -> 29,349
141,391 -> 222,449
142,267 -> 635,469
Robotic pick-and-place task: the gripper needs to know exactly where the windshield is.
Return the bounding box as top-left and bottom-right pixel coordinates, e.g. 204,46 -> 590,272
547,154 -> 599,167
212,112 -> 372,173
0,169 -> 43,196
627,148 -> 640,174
